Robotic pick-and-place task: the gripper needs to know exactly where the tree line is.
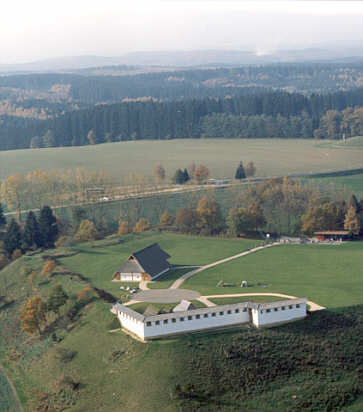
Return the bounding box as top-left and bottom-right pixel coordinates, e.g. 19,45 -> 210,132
115,180 -> 362,239
1,88 -> 363,150
0,205 -> 58,261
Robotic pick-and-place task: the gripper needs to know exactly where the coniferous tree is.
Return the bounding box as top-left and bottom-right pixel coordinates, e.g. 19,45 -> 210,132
47,285 -> 68,315
0,203 -> 6,229
22,211 -> 42,250
183,168 -> 190,183
4,219 -> 22,257
173,169 -> 186,184
38,206 -> 58,249
235,162 -> 246,180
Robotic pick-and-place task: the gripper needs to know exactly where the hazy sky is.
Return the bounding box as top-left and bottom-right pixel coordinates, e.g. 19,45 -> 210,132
2,1 -> 363,63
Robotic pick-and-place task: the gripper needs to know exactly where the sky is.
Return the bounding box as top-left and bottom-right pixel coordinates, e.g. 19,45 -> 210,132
1,1 -> 363,63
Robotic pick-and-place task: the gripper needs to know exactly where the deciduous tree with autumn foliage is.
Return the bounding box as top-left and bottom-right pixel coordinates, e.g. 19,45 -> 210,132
20,296 -> 47,335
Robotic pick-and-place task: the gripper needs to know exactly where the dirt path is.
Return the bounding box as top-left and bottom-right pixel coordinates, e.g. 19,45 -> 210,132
0,364 -> 23,412
170,242 -> 279,289
198,293 -> 325,311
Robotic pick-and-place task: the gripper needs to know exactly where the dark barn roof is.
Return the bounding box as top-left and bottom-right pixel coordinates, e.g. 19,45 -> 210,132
116,243 -> 171,278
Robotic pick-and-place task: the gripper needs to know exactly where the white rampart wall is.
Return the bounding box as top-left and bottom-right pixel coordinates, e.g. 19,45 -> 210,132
117,312 -> 145,339
143,308 -> 250,339
115,299 -> 307,340
252,302 -> 307,327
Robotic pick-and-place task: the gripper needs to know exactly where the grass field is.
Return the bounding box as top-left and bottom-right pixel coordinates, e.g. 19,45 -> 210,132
1,138 -> 363,182
183,242 -> 363,308
308,173 -> 363,198
129,300 -> 206,315
56,232 -> 256,298
208,296 -> 290,305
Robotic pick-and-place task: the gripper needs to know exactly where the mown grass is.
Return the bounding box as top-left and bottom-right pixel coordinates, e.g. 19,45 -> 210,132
129,300 -> 206,315
183,242 -> 363,308
208,296 -> 289,305
148,267 -> 197,289
1,138 -> 363,182
56,231 -> 256,299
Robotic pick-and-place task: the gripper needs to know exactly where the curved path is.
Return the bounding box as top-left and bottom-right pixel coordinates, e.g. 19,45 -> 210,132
170,242 -> 279,289
198,293 -> 325,311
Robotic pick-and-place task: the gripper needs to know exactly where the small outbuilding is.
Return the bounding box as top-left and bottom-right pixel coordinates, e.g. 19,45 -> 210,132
314,231 -> 350,241
112,243 -> 171,282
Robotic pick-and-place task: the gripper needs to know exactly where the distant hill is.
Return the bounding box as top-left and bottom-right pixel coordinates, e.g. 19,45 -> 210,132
1,47 -> 363,73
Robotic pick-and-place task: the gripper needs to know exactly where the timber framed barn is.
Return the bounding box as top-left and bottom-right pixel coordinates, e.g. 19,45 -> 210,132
112,243 -> 171,282
111,298 -> 308,341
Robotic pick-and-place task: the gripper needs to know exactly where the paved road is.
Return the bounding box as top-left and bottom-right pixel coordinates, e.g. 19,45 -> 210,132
170,243 -> 279,289
198,293 -> 325,311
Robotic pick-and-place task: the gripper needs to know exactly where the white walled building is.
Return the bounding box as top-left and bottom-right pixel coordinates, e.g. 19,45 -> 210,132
112,243 -> 171,282
111,298 -> 307,341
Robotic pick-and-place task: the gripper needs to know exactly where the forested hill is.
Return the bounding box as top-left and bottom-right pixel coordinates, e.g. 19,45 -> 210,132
1,88 -> 363,151
1,62 -> 363,104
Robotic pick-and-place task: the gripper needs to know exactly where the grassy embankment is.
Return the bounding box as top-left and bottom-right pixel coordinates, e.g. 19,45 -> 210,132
0,232 -> 362,411
0,368 -> 21,412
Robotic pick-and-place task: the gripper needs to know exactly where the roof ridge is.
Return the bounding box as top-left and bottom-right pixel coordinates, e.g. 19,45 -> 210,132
132,242 -> 159,256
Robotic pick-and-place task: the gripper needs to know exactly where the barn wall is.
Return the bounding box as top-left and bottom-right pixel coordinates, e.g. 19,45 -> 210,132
118,272 -> 142,281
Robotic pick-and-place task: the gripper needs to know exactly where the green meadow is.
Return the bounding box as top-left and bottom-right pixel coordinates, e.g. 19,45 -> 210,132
1,138 -> 363,182
56,232 -> 256,298
182,242 -> 363,308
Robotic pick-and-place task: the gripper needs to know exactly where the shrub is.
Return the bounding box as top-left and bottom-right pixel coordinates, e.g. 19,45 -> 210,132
74,220 -> 99,241
77,287 -> 95,305
118,221 -> 131,235
133,218 -> 152,233
41,259 -> 57,276
11,248 -> 23,260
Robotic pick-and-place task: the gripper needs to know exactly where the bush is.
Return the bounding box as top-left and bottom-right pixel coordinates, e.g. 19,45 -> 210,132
41,259 -> 57,276
76,287 -> 95,305
74,220 -> 99,241
11,248 -> 23,260
118,221 -> 132,235
133,218 -> 152,233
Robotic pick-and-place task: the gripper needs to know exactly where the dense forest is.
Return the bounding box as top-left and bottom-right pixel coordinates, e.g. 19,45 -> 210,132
2,62 -> 363,104
1,88 -> 363,150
